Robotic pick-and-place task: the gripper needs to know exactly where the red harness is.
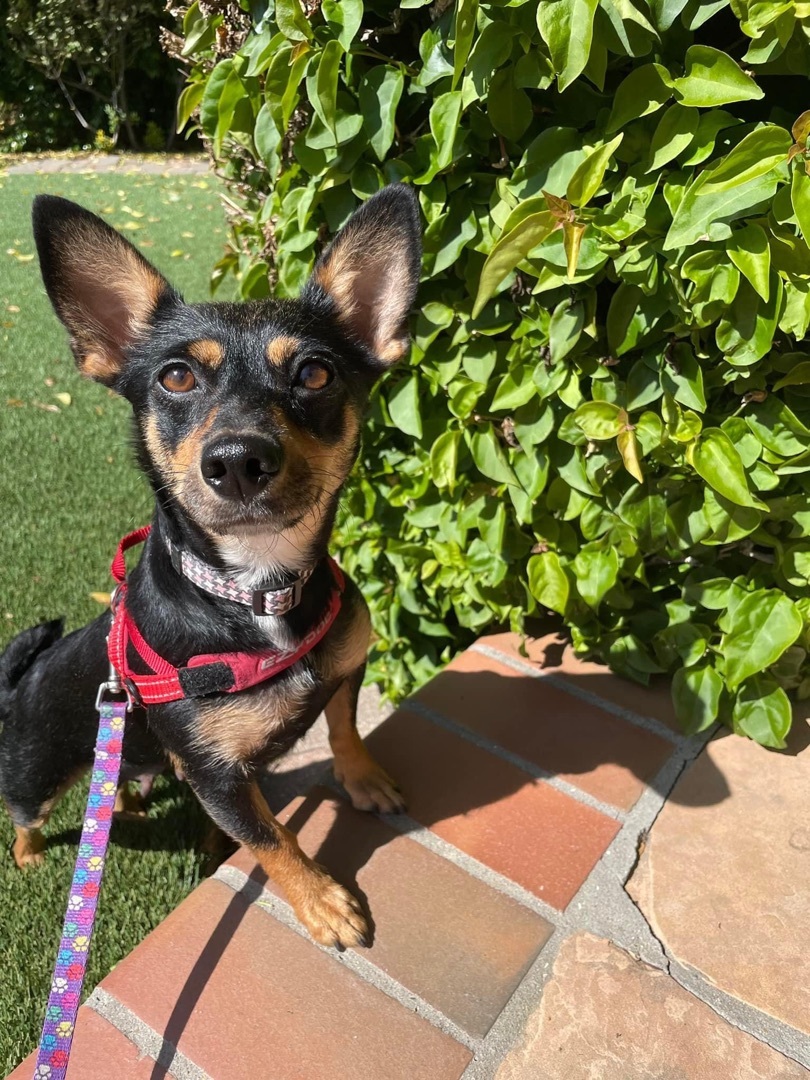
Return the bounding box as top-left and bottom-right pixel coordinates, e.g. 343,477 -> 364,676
107,526 -> 344,706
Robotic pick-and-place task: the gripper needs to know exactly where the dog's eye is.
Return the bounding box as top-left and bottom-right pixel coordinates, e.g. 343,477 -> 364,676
295,361 -> 332,391
159,365 -> 196,394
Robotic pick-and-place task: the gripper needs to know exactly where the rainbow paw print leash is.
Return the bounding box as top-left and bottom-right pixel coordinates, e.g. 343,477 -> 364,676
33,700 -> 126,1079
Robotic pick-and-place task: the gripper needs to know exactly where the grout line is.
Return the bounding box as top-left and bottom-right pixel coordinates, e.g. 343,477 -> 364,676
212,863 -> 479,1052
372,805 -> 564,926
469,641 -> 683,746
404,698 -> 627,824
87,987 -> 211,1080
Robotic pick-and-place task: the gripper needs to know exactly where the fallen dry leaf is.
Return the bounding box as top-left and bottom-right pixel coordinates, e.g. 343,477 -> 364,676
6,397 -> 25,407
90,592 -> 111,606
7,304 -> 19,313
32,400 -> 60,413
44,377 -> 55,387
54,392 -> 72,406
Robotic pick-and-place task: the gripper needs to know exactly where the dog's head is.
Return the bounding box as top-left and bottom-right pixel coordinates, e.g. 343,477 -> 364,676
32,186 -> 421,573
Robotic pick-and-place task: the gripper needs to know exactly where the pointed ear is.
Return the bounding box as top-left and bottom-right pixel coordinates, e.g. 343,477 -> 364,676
32,195 -> 178,385
303,185 -> 422,365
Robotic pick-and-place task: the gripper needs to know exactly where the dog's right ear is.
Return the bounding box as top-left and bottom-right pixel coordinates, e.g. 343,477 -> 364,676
32,195 -> 178,385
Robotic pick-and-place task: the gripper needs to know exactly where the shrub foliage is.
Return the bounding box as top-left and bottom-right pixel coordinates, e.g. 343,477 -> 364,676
176,0 -> 810,745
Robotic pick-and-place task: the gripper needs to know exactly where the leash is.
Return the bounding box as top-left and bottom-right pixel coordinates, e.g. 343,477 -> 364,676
32,697 -> 127,1080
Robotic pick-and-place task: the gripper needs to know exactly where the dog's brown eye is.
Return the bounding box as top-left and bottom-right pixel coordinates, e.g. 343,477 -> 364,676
295,361 -> 332,391
160,365 -> 196,394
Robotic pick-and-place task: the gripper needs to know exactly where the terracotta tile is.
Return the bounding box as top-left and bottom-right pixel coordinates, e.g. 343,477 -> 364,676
496,932 -> 807,1080
628,724 -> 810,1034
101,879 -> 471,1080
477,632 -> 681,732
366,709 -> 619,910
414,649 -> 673,810
226,788 -> 553,1037
6,1007 -> 155,1080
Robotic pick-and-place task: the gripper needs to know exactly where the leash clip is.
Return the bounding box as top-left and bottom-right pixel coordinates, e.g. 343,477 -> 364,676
96,650 -> 136,712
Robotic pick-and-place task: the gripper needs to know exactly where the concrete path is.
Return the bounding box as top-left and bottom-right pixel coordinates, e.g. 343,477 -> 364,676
2,153 -> 209,175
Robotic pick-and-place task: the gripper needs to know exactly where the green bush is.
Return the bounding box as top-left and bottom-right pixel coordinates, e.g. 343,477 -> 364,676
175,0 -> 810,746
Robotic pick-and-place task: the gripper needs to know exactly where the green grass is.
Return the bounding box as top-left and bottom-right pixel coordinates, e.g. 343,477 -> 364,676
0,169 -> 235,1071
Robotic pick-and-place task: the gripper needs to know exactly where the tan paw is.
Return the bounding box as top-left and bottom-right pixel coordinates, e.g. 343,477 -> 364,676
336,759 -> 406,815
113,785 -> 148,819
293,872 -> 369,949
13,829 -> 45,869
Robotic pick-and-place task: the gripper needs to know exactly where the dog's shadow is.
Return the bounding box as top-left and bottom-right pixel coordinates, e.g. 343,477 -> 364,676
139,644 -> 782,1078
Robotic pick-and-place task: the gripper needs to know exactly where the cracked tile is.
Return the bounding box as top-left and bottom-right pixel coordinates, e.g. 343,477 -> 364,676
495,932 -> 807,1079
628,724 -> 810,1035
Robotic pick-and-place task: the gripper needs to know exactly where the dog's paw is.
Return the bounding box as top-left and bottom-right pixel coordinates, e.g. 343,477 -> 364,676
336,759 -> 406,815
13,831 -> 45,869
293,873 -> 369,950
113,784 -> 148,819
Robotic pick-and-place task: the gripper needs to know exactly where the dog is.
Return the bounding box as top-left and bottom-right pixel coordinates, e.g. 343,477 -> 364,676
0,184 -> 422,949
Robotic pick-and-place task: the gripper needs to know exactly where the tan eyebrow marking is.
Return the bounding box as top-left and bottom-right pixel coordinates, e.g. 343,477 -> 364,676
266,336 -> 300,367
187,339 -> 224,368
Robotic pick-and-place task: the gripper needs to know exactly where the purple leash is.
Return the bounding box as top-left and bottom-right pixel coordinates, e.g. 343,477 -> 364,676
33,695 -> 127,1079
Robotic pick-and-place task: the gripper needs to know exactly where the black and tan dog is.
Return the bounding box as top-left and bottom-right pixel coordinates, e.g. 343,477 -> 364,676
0,185 -> 421,948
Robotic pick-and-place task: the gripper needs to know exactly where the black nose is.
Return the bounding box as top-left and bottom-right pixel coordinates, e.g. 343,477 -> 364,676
200,434 -> 283,501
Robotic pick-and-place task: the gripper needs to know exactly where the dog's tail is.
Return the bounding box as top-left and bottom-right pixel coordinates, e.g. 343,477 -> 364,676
0,619 -> 64,717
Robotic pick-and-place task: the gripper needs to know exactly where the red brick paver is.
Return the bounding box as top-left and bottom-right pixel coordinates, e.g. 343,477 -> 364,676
366,708 -> 620,909
100,878 -> 472,1080
478,632 -> 681,732
414,648 -> 673,810
7,1007 -> 156,1079
227,787 -> 554,1037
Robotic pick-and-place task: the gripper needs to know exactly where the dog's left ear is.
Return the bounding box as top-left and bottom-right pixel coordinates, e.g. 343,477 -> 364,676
32,194 -> 177,385
303,184 -> 422,365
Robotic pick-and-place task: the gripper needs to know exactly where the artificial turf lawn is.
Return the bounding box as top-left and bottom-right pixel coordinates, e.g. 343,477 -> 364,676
0,168 -> 236,1071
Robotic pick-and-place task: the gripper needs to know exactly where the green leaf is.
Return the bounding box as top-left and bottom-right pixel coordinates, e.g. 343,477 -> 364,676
671,45 -> 764,108
672,663 -> 722,734
536,0 -> 599,92
312,39 -> 343,139
388,374 -> 423,438
429,429 -> 461,489
606,65 -> 671,134
323,0 -> 363,49
661,343 -> 706,411
573,401 -> 626,440
688,428 -> 767,510
664,169 -> 780,250
254,102 -> 279,165
472,211 -> 557,317
359,66 -> 404,161
732,676 -> 792,748
470,428 -> 518,486
430,91 -> 463,170
276,0 -> 313,40
727,223 -> 771,301
487,68 -> 532,142
182,1 -> 219,55
791,166 -> 810,244
647,104 -> 698,172
715,278 -> 783,367
573,545 -> 619,609
452,0 -> 478,90
528,551 -> 570,615
566,134 -> 623,208
701,126 -> 791,192
199,60 -> 234,138
722,590 -> 803,690
774,361 -> 810,391
176,81 -> 205,133
548,299 -> 584,362
745,396 -> 810,457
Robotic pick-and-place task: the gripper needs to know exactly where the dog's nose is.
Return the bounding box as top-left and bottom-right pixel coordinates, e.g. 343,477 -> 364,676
200,434 -> 283,501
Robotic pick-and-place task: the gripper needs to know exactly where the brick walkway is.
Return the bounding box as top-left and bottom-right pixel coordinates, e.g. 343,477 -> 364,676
8,632 -> 810,1078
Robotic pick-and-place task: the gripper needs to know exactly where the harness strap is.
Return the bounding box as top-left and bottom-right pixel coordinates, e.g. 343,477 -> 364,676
33,699 -> 126,1080
108,526 -> 344,706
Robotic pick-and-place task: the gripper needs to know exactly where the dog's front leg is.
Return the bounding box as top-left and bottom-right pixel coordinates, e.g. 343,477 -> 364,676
326,664 -> 405,814
184,764 -> 368,948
